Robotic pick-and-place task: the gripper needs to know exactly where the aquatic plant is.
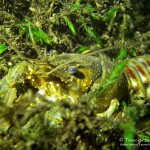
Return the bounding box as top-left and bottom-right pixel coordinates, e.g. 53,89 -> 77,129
69,2 -> 103,46
120,100 -> 150,150
1,0 -> 149,55
99,59 -> 128,96
0,33 -> 26,60
19,19 -> 51,45
0,42 -> 6,54
63,16 -> 77,36
120,103 -> 137,150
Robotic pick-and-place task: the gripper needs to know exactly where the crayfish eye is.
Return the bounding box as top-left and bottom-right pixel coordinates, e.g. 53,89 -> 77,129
68,66 -> 85,79
68,66 -> 78,74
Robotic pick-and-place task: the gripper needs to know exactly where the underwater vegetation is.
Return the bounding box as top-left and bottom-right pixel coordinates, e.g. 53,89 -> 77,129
0,0 -> 150,150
